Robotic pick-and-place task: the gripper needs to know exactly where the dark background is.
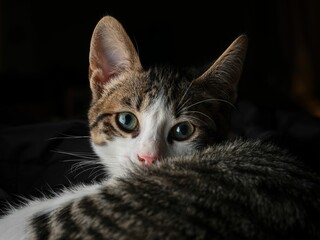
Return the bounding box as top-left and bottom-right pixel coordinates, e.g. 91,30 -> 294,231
1,0 -> 320,208
1,0 -> 319,126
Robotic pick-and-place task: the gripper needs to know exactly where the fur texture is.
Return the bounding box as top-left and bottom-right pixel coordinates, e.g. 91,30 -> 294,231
11,139 -> 320,240
1,16 -> 319,240
88,16 -> 248,178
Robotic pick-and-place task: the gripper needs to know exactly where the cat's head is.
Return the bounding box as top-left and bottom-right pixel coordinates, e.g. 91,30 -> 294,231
88,16 -> 248,178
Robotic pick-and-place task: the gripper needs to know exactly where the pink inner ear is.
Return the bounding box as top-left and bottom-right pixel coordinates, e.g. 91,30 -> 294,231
100,59 -> 116,84
91,45 -> 117,85
89,58 -> 116,101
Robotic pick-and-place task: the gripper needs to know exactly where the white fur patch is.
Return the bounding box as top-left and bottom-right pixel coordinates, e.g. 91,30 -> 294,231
93,95 -> 194,178
0,183 -> 101,239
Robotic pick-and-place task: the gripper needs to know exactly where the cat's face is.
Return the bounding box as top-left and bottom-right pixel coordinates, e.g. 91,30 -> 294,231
88,16 -> 247,178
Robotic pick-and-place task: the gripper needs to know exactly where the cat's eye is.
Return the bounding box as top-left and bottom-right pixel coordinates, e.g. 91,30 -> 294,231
117,112 -> 138,132
171,121 -> 195,141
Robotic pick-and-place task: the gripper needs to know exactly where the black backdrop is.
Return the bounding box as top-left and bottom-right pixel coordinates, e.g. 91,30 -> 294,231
2,0 -> 319,126
1,0 -> 320,203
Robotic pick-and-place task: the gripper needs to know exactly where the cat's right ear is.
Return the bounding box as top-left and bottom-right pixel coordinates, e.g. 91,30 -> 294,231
89,16 -> 142,101
194,35 -> 248,104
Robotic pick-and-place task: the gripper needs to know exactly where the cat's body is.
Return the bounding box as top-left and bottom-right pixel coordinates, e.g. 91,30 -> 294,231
1,139 -> 320,239
1,15 -> 320,240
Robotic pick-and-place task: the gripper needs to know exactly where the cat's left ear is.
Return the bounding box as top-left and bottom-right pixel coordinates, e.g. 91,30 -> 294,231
89,16 -> 143,101
194,35 -> 248,103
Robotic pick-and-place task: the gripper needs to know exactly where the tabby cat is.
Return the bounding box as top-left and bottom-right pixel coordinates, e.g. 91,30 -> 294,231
0,15 -> 320,240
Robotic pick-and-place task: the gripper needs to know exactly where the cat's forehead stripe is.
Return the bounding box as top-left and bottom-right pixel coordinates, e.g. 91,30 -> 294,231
120,94 -> 144,112
121,97 -> 132,108
90,113 -> 112,129
103,121 -> 125,138
135,95 -> 143,111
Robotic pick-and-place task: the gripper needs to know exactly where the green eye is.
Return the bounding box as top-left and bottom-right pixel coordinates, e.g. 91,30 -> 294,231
171,121 -> 195,141
117,112 -> 138,132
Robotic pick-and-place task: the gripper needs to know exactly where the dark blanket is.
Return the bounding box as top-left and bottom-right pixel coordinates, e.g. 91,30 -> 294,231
0,120 -> 103,210
1,100 -> 320,211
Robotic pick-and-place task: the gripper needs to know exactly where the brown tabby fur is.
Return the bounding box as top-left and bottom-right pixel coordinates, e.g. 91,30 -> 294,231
87,16 -> 248,148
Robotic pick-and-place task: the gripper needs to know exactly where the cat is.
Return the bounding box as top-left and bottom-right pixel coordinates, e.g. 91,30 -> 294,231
87,16 -> 247,178
1,15 -> 320,240
1,139 -> 320,239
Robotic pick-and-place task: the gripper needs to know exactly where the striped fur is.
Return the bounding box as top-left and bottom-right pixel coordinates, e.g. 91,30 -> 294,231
27,139 -> 320,239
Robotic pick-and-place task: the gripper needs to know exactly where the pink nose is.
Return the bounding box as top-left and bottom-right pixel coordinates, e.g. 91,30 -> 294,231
137,154 -> 158,165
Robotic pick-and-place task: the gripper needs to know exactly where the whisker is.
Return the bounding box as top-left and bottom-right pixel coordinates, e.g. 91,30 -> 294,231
187,110 -> 215,123
74,165 -> 105,179
90,170 -> 108,181
88,167 -> 104,178
56,150 -> 126,167
47,134 -> 90,141
183,98 -> 236,111
177,81 -> 194,111
185,115 -> 209,126
63,158 -> 98,164
177,97 -> 192,115
51,150 -> 98,160
68,160 -> 98,173
61,157 -> 106,181
50,149 -> 108,179
52,148 -> 128,181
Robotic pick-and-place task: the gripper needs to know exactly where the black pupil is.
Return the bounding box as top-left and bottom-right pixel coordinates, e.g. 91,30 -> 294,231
122,114 -> 132,125
177,123 -> 189,136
